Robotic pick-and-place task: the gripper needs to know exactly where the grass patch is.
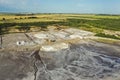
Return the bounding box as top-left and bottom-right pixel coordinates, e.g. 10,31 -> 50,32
93,38 -> 120,45
95,33 -> 120,40
65,18 -> 120,31
0,13 -> 120,40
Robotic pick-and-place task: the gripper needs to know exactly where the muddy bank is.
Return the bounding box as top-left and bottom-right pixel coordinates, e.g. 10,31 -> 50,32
0,41 -> 120,80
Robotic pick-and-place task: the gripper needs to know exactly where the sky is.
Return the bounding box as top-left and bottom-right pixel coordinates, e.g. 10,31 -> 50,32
0,0 -> 120,14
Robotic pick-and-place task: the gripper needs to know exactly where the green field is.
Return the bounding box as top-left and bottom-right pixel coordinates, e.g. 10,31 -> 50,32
0,13 -> 120,40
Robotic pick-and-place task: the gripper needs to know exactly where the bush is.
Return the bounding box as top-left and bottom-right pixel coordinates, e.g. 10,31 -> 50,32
2,18 -> 6,21
28,16 -> 38,19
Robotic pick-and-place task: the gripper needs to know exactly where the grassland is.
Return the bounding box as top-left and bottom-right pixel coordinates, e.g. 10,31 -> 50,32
0,13 -> 120,40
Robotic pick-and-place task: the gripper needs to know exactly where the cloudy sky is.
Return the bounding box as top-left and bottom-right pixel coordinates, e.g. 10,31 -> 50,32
0,0 -> 120,14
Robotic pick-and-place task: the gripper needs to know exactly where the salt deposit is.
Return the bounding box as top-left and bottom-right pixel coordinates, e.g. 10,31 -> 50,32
40,43 -> 69,52
33,28 -> 94,46
34,33 -> 48,39
51,31 -> 69,39
70,34 -> 83,39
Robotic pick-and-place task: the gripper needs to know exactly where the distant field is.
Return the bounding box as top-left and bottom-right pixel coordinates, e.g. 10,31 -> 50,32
0,13 -> 120,40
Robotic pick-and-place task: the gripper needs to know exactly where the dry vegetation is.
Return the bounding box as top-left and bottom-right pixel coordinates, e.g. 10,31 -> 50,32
0,13 -> 120,40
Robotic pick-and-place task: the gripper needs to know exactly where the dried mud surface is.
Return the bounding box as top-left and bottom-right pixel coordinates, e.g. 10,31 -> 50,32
0,41 -> 120,80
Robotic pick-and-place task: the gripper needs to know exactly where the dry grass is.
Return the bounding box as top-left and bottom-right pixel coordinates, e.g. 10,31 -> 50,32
92,38 -> 120,45
1,14 -> 120,23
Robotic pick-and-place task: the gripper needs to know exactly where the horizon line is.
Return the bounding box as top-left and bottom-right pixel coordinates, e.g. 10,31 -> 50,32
0,12 -> 120,15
